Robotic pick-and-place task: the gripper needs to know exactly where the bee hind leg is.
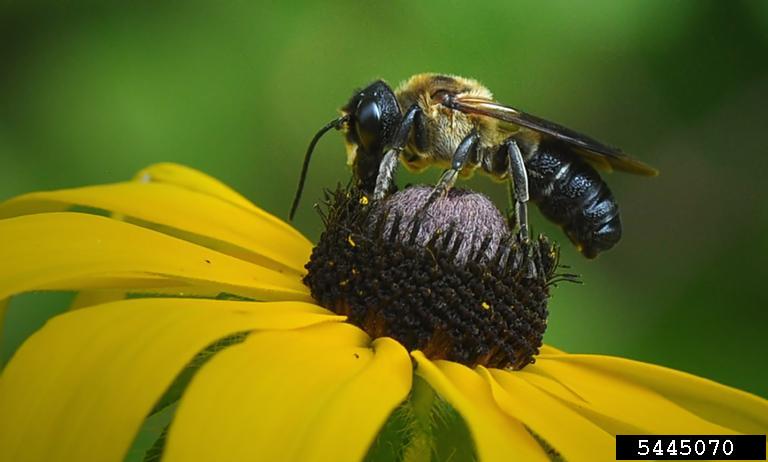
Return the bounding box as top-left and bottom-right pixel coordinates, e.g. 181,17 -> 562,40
503,139 -> 530,240
426,129 -> 480,204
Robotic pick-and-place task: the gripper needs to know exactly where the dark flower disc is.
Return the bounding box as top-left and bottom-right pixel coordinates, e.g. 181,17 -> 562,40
304,184 -> 569,369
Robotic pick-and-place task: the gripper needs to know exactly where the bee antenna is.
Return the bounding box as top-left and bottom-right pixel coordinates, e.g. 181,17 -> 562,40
289,115 -> 349,220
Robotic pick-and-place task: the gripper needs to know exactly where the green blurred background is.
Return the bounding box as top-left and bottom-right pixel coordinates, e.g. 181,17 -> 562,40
1,0 -> 766,396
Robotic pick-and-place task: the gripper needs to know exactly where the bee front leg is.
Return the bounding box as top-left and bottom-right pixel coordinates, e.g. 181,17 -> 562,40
427,130 -> 480,205
503,139 -> 530,239
374,104 -> 423,200
374,149 -> 399,200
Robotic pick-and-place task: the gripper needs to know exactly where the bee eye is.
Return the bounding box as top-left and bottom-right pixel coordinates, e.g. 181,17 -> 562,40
355,97 -> 382,149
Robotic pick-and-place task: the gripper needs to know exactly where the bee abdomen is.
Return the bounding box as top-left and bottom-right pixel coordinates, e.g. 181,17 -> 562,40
526,147 -> 621,258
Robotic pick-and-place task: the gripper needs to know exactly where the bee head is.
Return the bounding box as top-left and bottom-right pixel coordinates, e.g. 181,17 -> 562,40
290,80 -> 402,221
341,81 -> 402,182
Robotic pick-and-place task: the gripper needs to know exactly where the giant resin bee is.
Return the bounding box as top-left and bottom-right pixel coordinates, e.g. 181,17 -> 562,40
290,73 -> 658,258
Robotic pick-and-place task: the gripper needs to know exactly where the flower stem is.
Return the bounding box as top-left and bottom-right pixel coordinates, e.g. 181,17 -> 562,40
402,376 -> 436,462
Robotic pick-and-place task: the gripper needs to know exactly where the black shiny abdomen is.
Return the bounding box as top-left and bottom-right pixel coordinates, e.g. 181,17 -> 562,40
525,143 -> 621,258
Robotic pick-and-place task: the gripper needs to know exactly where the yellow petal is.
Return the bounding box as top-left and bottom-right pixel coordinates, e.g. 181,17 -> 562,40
164,324 -> 412,462
0,213 -> 310,301
0,299 -> 342,462
538,344 -> 565,355
0,181 -> 311,274
539,354 -> 768,434
524,356 -> 739,434
515,369 -> 647,435
134,163 -> 312,253
133,163 -> 257,211
412,352 -> 548,462
483,367 -> 614,461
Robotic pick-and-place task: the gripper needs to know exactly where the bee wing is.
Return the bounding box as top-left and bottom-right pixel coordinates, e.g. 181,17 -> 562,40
451,96 -> 659,176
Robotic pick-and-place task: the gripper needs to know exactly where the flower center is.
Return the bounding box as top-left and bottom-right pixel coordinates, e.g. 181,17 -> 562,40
304,185 -> 564,369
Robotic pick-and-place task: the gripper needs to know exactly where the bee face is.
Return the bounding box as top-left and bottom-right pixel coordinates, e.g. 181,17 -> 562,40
340,80 -> 401,167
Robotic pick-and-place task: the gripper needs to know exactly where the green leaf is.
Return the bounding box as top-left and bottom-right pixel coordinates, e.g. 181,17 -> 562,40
364,401 -> 416,462
430,397 -> 477,462
142,424 -> 169,462
148,331 -> 249,415
124,403 -> 176,462
124,332 -> 250,462
367,376 -> 478,462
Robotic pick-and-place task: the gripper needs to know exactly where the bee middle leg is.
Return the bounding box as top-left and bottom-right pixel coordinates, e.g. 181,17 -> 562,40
501,138 -> 530,239
427,129 -> 481,204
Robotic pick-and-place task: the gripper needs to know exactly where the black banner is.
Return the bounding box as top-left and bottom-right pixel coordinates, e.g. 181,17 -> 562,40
616,435 -> 766,460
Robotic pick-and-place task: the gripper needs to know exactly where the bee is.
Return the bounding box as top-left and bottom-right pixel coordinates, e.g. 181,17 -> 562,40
290,73 -> 658,258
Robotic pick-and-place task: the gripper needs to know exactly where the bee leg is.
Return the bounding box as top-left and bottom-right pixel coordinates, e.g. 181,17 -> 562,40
427,129 -> 480,204
373,104 -> 423,200
504,139 -> 530,239
374,150 -> 399,200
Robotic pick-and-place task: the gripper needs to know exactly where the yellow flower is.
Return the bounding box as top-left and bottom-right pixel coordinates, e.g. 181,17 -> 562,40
0,163 -> 765,462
